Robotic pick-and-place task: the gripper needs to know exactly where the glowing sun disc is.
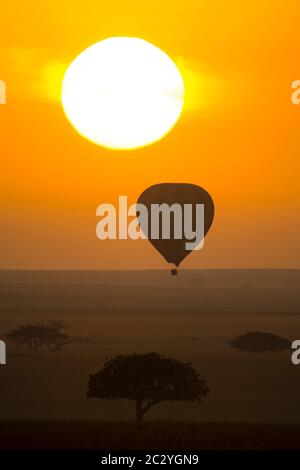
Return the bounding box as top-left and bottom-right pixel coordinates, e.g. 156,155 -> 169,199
61,37 -> 185,150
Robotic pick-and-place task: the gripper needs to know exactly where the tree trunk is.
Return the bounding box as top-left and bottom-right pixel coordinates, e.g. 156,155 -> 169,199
136,400 -> 143,425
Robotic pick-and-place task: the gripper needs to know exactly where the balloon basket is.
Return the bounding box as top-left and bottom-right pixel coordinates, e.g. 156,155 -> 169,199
171,268 -> 178,276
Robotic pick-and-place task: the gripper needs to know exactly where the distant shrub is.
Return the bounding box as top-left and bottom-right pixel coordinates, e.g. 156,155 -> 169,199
230,331 -> 290,353
7,320 -> 93,352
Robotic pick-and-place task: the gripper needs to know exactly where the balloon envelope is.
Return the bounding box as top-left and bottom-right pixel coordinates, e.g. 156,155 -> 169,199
137,183 -> 214,267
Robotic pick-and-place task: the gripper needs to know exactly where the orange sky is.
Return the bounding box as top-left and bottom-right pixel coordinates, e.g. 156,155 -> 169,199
1,0 -> 300,269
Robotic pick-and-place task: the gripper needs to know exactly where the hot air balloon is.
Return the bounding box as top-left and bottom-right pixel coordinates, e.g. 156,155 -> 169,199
137,183 -> 214,274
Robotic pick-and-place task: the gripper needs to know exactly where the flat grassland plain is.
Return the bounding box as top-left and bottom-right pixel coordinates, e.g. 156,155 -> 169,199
0,269 -> 300,449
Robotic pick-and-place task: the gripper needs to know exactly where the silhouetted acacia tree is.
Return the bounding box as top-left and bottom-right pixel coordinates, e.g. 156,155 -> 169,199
7,320 -> 92,352
87,352 -> 209,424
230,331 -> 290,353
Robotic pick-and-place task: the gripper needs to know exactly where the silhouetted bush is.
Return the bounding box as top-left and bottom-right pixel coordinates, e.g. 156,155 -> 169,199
229,331 -> 290,353
7,320 -> 93,352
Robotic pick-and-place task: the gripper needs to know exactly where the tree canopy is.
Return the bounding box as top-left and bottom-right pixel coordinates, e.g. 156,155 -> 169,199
87,352 -> 209,423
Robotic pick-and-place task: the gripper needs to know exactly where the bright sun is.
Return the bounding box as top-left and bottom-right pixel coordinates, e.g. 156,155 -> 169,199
61,37 -> 185,150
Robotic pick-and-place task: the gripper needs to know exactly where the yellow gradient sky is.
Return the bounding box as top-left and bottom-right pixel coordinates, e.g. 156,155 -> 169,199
1,0 -> 299,269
